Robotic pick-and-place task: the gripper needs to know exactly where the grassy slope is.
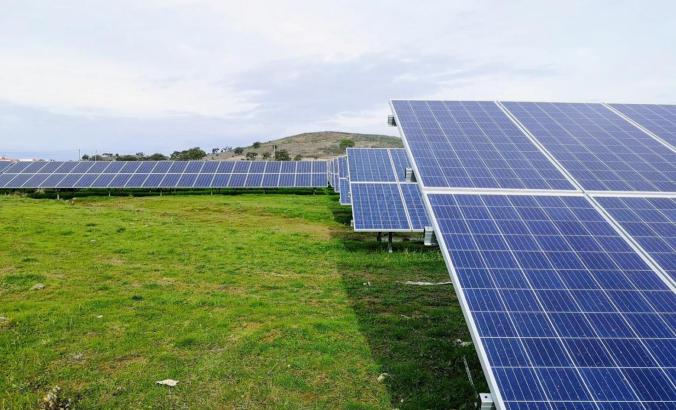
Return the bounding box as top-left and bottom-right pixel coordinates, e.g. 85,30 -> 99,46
0,194 -> 485,409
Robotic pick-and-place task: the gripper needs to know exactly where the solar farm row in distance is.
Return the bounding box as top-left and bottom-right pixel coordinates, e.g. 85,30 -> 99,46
0,160 -> 328,189
347,148 -> 429,232
391,100 -> 676,409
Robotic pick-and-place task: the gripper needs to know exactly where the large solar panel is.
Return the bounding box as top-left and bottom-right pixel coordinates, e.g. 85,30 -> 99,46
346,148 -> 396,182
0,161 -> 14,173
429,193 -> 675,409
609,104 -> 676,148
350,184 -> 410,231
347,148 -> 430,232
390,100 -> 576,190
0,160 -> 328,189
596,196 -> 676,283
503,102 -> 676,192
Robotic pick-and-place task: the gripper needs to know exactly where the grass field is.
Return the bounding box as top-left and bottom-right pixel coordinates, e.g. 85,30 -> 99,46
0,193 -> 486,409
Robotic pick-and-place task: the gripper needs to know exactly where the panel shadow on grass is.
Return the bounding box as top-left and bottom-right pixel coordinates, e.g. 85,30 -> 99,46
329,212 -> 488,409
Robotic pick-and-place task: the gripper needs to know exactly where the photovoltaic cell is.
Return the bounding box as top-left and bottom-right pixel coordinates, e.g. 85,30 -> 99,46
351,184 -> 410,231
391,100 -> 575,190
610,103 -> 676,148
503,102 -> 676,192
428,193 -> 675,409
389,148 -> 410,182
596,196 -> 676,282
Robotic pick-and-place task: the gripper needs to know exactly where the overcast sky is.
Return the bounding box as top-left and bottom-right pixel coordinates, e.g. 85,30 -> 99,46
1,1 -> 675,159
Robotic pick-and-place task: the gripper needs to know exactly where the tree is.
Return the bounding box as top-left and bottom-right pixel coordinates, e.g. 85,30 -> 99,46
245,152 -> 258,160
274,149 -> 290,161
261,152 -> 271,160
233,147 -> 244,155
147,153 -> 168,160
81,154 -> 90,160
135,152 -> 145,158
116,154 -> 140,161
212,148 -> 219,154
293,154 -> 303,161
170,147 -> 207,160
252,141 -> 261,149
339,139 -> 355,151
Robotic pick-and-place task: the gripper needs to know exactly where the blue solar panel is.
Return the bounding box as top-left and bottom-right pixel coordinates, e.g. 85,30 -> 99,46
389,148 -> 410,182
126,173 -> 149,187
136,161 -> 157,173
249,161 -> 266,173
159,174 -> 180,187
351,184 -> 410,231
0,161 -> 13,173
610,104 -> 676,147
244,173 -> 263,187
391,100 -> 575,190
428,193 -> 675,409
193,174 -> 214,188
142,173 -> 164,188
503,102 -> 676,192
346,148 -> 396,182
211,174 -> 229,187
176,174 -> 198,188
228,174 -> 246,187
400,183 -> 429,230
74,174 -> 97,188
41,173 -> 67,188
339,178 -> 351,205
347,148 -> 429,232
597,196 -> 675,282
278,173 -> 295,187
261,173 -> 279,188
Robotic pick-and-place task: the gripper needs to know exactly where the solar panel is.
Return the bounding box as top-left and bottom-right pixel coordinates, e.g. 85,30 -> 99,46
391,100 -> 575,190
339,178 -> 351,205
503,102 -> 676,192
609,104 -> 676,148
596,196 -> 676,283
0,160 -> 329,189
350,184 -> 410,231
347,148 -> 430,232
428,193 -> 675,409
0,161 -> 13,173
400,183 -> 429,230
346,148 -> 396,182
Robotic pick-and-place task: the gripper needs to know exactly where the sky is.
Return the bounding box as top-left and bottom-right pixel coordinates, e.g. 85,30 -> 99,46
1,1 -> 675,160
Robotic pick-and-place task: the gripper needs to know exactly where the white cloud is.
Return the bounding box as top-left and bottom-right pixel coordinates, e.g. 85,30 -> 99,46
0,54 -> 259,118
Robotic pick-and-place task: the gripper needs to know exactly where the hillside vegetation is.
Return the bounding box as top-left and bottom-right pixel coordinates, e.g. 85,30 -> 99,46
209,132 -> 403,160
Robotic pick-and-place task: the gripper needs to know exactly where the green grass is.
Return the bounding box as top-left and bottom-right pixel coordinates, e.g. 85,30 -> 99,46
0,194 -> 486,409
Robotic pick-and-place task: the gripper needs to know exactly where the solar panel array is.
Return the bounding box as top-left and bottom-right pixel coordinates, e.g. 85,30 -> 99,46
610,103 -> 676,148
347,148 -> 429,232
336,156 -> 351,205
392,99 -> 676,409
0,160 -> 328,189
0,161 -> 13,173
503,102 -> 676,192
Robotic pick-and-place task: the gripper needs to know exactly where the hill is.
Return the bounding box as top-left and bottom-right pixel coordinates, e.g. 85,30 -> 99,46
208,131 -> 403,160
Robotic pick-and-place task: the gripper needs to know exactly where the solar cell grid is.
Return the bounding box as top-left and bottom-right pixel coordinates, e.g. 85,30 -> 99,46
610,103 -> 676,148
429,193 -> 675,409
400,183 -> 429,230
350,184 -> 409,230
597,196 -> 676,283
346,148 -> 396,182
389,148 -> 410,182
339,178 -> 351,205
503,102 -> 676,192
391,100 -> 575,190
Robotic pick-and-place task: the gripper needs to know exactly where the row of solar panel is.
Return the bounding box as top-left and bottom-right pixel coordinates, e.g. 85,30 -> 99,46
0,172 -> 328,189
391,100 -> 676,409
391,101 -> 676,192
0,160 -> 327,175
